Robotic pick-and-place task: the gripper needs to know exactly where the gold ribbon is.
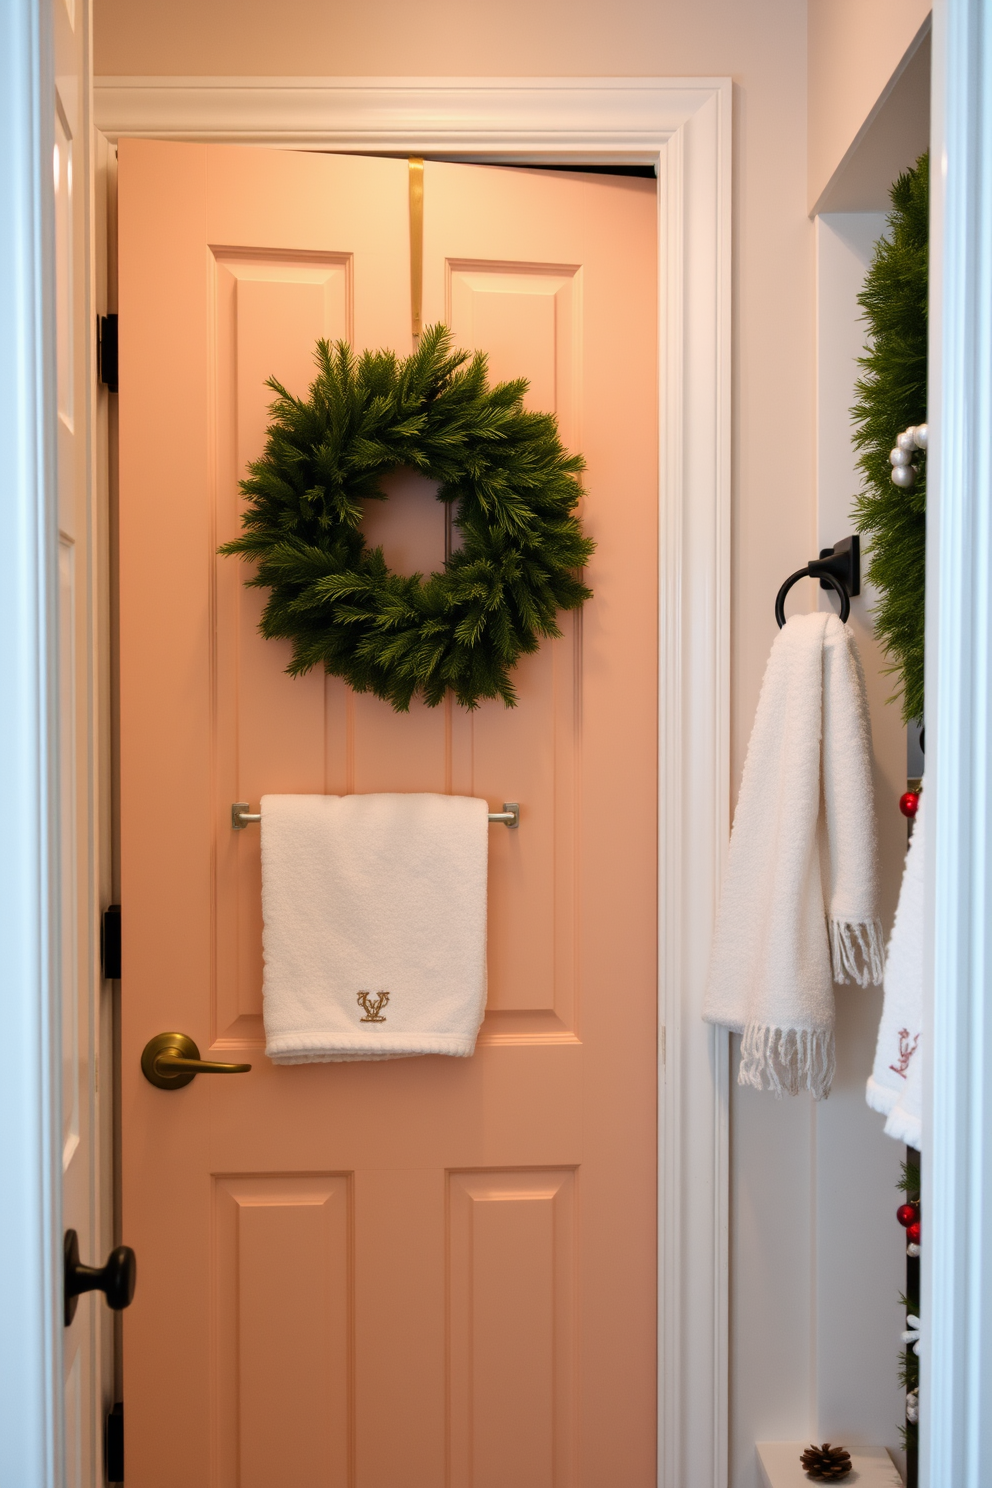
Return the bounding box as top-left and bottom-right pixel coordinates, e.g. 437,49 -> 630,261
409,158 -> 424,344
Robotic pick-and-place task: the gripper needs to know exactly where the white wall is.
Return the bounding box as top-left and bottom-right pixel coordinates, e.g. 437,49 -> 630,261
731,213 -> 910,1488
808,0 -> 931,210
811,212 -> 907,1465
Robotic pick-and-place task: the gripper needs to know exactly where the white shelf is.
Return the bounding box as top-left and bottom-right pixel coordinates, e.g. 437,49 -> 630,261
757,1442 -> 904,1488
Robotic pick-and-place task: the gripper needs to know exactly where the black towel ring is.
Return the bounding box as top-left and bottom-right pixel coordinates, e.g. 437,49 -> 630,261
775,535 -> 860,629
775,569 -> 850,628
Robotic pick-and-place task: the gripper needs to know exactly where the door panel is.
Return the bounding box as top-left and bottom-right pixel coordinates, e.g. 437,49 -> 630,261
215,248 -> 353,1046
448,1168 -> 576,1488
447,264 -> 578,442
214,1174 -> 352,1487
444,244 -> 583,1042
119,143 -> 657,1487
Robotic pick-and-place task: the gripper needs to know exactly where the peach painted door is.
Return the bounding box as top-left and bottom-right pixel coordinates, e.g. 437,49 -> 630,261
118,141 -> 657,1488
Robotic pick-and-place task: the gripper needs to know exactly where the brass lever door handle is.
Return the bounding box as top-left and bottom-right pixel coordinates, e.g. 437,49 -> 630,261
141,1032 -> 252,1090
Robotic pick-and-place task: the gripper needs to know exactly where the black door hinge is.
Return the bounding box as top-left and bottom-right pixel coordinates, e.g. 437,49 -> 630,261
102,904 -> 121,980
98,314 -> 118,393
105,1401 -> 124,1483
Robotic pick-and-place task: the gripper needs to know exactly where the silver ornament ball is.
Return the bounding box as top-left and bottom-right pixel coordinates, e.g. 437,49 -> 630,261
891,463 -> 917,488
897,429 -> 917,451
890,446 -> 913,466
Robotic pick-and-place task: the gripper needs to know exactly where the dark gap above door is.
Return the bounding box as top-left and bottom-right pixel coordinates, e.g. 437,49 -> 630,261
481,162 -> 656,178
321,151 -> 656,179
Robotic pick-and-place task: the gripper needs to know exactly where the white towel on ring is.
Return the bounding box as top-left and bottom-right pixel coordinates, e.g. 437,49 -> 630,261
260,792 -> 488,1063
867,782 -> 924,1148
703,612 -> 883,1099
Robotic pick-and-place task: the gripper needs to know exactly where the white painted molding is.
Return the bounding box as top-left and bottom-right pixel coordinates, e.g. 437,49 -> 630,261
0,3 -> 62,1487
925,4 -> 992,1484
96,75 -> 732,1486
93,74 -> 727,159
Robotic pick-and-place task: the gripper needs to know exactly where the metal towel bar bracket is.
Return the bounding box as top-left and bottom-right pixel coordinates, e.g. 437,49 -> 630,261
774,534 -> 860,628
232,801 -> 520,830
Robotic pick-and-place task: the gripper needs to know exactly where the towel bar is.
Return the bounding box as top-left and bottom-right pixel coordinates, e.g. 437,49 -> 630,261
232,801 -> 520,830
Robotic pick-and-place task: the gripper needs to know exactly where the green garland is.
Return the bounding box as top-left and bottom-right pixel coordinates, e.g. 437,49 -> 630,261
898,1157 -> 921,1460
220,325 -> 593,711
851,153 -> 929,724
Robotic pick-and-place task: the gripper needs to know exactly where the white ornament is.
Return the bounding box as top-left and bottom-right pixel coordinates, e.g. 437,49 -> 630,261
906,1391 -> 919,1424
889,423 -> 928,489
902,1314 -> 922,1355
907,1241 -> 921,1257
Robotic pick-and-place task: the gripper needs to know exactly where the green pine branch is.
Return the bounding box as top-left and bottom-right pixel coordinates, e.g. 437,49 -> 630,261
898,1158 -> 921,1203
851,153 -> 929,724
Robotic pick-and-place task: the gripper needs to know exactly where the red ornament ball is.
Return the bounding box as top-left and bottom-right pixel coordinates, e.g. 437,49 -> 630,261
900,791 -> 920,819
897,1203 -> 919,1227
906,1220 -> 922,1244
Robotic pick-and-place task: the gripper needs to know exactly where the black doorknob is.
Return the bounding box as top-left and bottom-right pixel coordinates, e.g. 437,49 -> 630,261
64,1229 -> 137,1326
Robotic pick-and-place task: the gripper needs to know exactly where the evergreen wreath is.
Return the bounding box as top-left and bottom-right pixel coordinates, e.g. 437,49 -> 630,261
851,152 -> 928,724
219,324 -> 593,711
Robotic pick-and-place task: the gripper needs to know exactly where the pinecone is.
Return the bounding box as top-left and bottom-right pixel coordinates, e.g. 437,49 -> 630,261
800,1443 -> 853,1480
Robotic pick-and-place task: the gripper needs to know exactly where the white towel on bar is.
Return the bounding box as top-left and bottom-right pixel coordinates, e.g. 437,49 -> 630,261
867,782 -> 924,1148
703,612 -> 883,1099
260,792 -> 489,1063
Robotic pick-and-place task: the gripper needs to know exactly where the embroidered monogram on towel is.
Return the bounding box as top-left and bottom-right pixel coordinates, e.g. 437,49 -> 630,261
889,1028 -> 919,1079
358,991 -> 389,1023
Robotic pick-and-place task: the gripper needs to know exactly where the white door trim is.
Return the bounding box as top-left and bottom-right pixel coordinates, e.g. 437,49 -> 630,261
925,3 -> 992,1482
0,3 -> 62,1486
95,75 -> 732,1487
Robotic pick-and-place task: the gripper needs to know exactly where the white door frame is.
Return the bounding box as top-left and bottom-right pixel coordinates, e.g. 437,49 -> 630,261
925,3 -> 992,1482
0,2 -> 62,1486
95,75 -> 733,1487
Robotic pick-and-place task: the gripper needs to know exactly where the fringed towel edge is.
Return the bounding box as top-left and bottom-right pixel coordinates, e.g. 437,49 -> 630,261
739,1023 -> 836,1100
883,1103 -> 922,1147
830,916 -> 885,987
865,1074 -> 901,1117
